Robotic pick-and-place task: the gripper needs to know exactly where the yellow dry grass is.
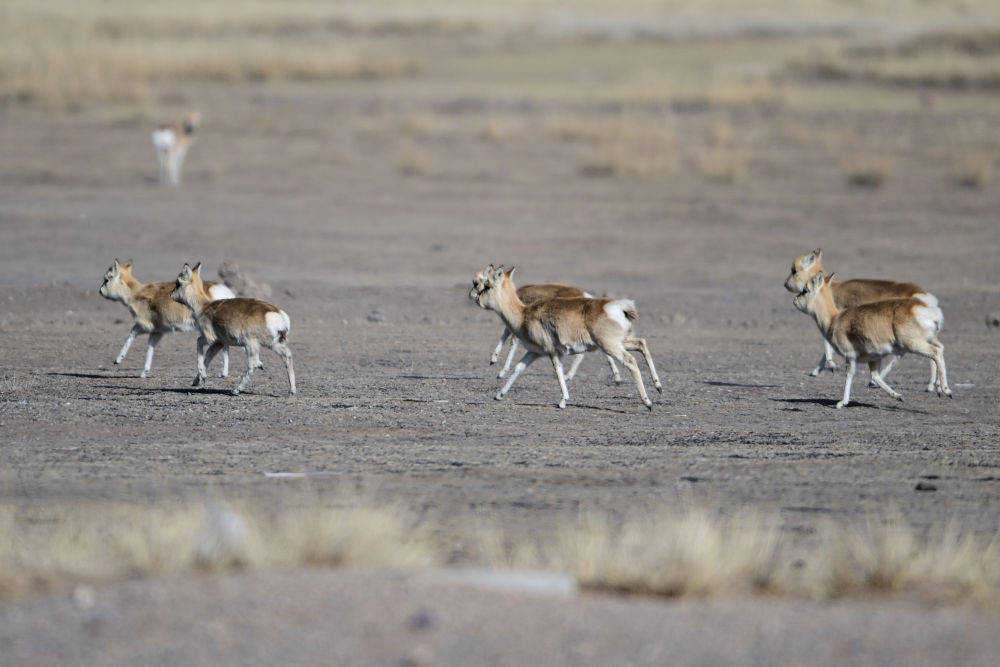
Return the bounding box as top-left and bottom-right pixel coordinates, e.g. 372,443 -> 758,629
3,502 -> 997,608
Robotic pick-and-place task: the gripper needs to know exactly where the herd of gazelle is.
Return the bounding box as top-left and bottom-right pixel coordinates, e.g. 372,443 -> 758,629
98,250 -> 951,410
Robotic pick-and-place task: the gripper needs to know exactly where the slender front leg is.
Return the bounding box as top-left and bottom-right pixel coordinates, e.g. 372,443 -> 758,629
496,351 -> 539,400
498,338 -> 520,379
625,337 -> 662,393
605,354 -> 622,385
491,328 -> 512,365
564,353 -> 585,381
931,343 -> 951,397
836,358 -> 856,409
551,355 -> 571,408
870,355 -> 896,387
234,341 -> 260,395
115,325 -> 141,365
140,332 -> 163,378
193,335 -> 209,386
219,346 -> 230,378
811,340 -> 839,376
869,360 -> 903,401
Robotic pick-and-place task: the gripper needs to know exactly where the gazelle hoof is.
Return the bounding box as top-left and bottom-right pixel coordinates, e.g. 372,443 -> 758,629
809,369 -> 821,377
496,372 -> 506,379
558,399 -> 567,409
836,401 -> 848,409
114,359 -> 123,365
191,377 -> 202,387
218,372 -> 228,378
494,392 -> 503,401
139,371 -> 148,379
925,385 -> 935,393
895,394 -> 904,402
645,401 -> 653,411
655,384 -> 663,394
613,378 -> 623,385
231,388 -> 241,396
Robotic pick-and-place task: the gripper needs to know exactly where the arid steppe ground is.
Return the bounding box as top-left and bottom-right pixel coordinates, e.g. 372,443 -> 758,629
1,1 -> 1000,664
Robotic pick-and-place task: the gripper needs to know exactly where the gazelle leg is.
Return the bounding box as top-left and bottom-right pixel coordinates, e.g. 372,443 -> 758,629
219,346 -> 230,378
271,342 -> 296,396
625,337 -> 662,394
498,338 -> 520,379
605,354 -> 622,385
811,340 -> 838,376
870,354 -> 896,388
929,339 -> 951,397
496,351 -> 539,400
491,328 -> 512,366
115,325 -> 141,365
564,353 -> 585,381
234,341 -> 260,395
869,360 -> 903,401
140,332 -> 163,378
610,347 -> 652,411
551,355 -> 571,409
193,335 -> 209,386
836,358 -> 856,409
925,358 -> 938,393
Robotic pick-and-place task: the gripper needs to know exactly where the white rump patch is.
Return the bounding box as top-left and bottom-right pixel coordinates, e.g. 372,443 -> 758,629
604,299 -> 635,332
914,305 -> 943,335
582,292 -> 594,299
208,284 -> 236,301
152,128 -> 175,151
265,310 -> 291,340
914,292 -> 939,308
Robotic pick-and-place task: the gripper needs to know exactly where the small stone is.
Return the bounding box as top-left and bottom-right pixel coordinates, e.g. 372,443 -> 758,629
367,311 -> 385,323
408,608 -> 435,632
915,481 -> 937,492
72,584 -> 96,610
987,313 -> 1000,327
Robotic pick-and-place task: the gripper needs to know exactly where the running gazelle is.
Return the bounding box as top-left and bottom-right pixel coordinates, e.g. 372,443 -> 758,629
99,259 -> 235,377
472,265 -> 662,410
793,272 -> 951,409
784,249 -> 940,390
171,263 -> 295,396
469,265 -> 621,383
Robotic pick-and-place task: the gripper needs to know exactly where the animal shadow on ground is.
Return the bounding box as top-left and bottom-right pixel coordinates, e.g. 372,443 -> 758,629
704,380 -> 780,389
771,397 -> 929,414
93,383 -> 244,397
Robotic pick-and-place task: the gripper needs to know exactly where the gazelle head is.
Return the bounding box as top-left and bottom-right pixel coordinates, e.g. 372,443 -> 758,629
784,248 -> 823,293
473,265 -> 515,312
99,258 -> 133,302
170,262 -> 205,309
793,271 -> 835,315
469,264 -> 494,300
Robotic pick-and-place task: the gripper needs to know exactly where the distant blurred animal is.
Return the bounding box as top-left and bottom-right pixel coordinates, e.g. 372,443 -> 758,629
100,259 -> 235,377
784,248 -> 940,390
793,272 -> 951,409
152,112 -> 200,186
469,266 -> 621,383
171,262 -> 295,396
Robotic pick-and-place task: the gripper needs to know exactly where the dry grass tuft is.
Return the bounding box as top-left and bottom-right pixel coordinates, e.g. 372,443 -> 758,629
951,152 -> 994,188
815,517 -> 1000,604
396,147 -> 435,177
575,116 -> 678,180
841,154 -> 893,189
2,504 -> 998,607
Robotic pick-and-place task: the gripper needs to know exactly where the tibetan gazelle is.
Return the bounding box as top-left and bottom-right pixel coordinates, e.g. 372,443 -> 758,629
469,265 -> 622,383
784,248 -> 940,390
793,272 -> 951,409
153,113 -> 199,186
472,265 -> 662,410
171,263 -> 295,396
99,259 -> 235,377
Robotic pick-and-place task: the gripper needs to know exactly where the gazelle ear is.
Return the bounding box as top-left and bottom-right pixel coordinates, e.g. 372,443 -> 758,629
123,259 -> 133,269
492,265 -> 505,284
810,272 -> 825,291
192,262 -> 202,275
825,272 -> 836,284
180,263 -> 192,280
505,265 -> 516,279
803,250 -> 817,268
814,248 -> 822,262
112,258 -> 121,271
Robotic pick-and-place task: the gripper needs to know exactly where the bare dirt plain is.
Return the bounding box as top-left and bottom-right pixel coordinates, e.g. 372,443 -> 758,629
2,74 -> 1000,663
